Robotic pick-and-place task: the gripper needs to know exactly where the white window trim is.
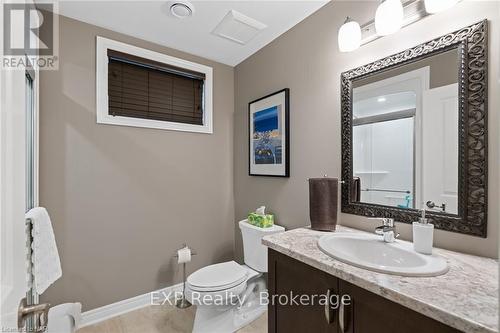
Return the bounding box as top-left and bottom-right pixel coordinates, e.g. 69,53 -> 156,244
96,36 -> 213,134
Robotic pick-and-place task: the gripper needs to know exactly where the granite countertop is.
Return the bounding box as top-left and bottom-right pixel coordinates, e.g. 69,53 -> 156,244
262,226 -> 498,333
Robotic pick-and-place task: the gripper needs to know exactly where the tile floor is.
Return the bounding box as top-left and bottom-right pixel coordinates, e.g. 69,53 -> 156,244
77,305 -> 267,333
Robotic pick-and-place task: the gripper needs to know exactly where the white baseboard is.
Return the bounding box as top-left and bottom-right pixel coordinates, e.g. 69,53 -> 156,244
80,283 -> 184,328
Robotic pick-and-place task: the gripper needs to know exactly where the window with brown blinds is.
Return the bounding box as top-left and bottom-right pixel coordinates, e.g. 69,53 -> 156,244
107,49 -> 205,126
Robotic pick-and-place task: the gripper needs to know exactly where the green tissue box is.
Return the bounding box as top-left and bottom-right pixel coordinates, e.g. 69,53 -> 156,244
247,213 -> 274,228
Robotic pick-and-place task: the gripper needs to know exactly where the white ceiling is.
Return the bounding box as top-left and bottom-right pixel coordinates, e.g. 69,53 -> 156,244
53,1 -> 330,66
354,92 -> 417,118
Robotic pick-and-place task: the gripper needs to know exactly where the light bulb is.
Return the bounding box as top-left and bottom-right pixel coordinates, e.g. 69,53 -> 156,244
424,0 -> 459,14
338,18 -> 361,52
375,0 -> 404,36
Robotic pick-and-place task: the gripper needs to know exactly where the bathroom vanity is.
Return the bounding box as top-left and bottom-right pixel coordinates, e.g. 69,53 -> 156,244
280,20 -> 499,332
263,227 -> 498,333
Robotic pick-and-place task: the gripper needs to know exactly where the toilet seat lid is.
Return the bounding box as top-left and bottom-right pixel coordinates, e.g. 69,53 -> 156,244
187,261 -> 247,290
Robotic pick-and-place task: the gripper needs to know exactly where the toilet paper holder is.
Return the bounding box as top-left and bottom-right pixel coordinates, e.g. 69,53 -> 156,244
173,243 -> 197,258
173,244 -> 197,309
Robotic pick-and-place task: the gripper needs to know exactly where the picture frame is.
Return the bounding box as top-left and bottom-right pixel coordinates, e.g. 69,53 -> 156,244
248,88 -> 290,177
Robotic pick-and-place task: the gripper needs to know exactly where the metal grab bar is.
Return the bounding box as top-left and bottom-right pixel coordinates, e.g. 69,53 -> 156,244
361,188 -> 411,194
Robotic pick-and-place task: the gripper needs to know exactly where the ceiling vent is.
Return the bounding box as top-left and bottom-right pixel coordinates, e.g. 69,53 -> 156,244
212,10 -> 267,45
169,1 -> 194,19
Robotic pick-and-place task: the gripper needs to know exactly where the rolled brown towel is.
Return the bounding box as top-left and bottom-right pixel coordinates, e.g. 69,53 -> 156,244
351,177 -> 361,202
309,177 -> 338,231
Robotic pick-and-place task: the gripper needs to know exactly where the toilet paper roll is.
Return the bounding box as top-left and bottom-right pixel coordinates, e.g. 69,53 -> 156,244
177,247 -> 191,264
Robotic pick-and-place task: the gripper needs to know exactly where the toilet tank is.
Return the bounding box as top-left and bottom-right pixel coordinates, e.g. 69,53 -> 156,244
239,220 -> 285,272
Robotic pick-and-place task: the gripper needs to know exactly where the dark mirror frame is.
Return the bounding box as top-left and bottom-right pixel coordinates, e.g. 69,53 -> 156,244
341,20 -> 488,237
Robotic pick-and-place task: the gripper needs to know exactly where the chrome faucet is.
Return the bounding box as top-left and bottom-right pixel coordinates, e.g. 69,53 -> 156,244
374,218 -> 399,243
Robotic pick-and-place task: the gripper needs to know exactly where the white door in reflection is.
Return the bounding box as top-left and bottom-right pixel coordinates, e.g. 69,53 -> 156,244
422,83 -> 459,214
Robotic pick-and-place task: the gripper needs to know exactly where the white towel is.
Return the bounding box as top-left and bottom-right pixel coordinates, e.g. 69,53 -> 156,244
25,207 -> 62,294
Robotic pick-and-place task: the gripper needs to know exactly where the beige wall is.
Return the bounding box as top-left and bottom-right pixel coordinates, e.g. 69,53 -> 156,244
39,15 -> 235,311
234,1 -> 499,259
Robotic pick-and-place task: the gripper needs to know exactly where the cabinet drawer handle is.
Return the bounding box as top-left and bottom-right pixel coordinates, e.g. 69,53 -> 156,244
324,289 -> 334,324
339,301 -> 345,332
339,295 -> 350,333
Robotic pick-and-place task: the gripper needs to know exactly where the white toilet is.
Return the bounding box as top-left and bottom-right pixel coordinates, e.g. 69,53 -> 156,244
185,220 -> 285,333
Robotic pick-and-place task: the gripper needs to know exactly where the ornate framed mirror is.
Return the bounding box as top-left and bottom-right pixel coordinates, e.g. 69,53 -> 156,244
341,20 -> 488,237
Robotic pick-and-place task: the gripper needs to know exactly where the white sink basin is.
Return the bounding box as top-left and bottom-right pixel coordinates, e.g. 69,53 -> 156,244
317,233 -> 449,277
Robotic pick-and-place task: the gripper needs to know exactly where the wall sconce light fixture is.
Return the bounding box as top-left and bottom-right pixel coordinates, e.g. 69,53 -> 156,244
375,0 -> 404,36
338,17 -> 362,52
338,0 -> 462,52
424,0 -> 460,14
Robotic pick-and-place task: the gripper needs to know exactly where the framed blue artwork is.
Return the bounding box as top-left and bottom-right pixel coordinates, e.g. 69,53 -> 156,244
248,89 -> 290,177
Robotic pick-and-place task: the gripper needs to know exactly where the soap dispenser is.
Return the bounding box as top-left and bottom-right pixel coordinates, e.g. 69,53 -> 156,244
413,209 -> 434,255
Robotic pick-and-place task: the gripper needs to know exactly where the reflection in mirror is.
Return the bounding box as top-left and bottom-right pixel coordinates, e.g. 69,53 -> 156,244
351,49 -> 459,214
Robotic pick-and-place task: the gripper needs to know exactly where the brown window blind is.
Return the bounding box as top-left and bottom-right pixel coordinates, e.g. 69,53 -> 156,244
107,49 -> 205,125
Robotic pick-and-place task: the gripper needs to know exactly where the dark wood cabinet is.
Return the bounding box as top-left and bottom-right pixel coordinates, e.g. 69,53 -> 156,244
268,249 -> 339,332
268,249 -> 461,333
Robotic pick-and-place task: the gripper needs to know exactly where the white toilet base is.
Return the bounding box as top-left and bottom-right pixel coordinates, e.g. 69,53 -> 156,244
191,274 -> 267,333
192,290 -> 267,333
